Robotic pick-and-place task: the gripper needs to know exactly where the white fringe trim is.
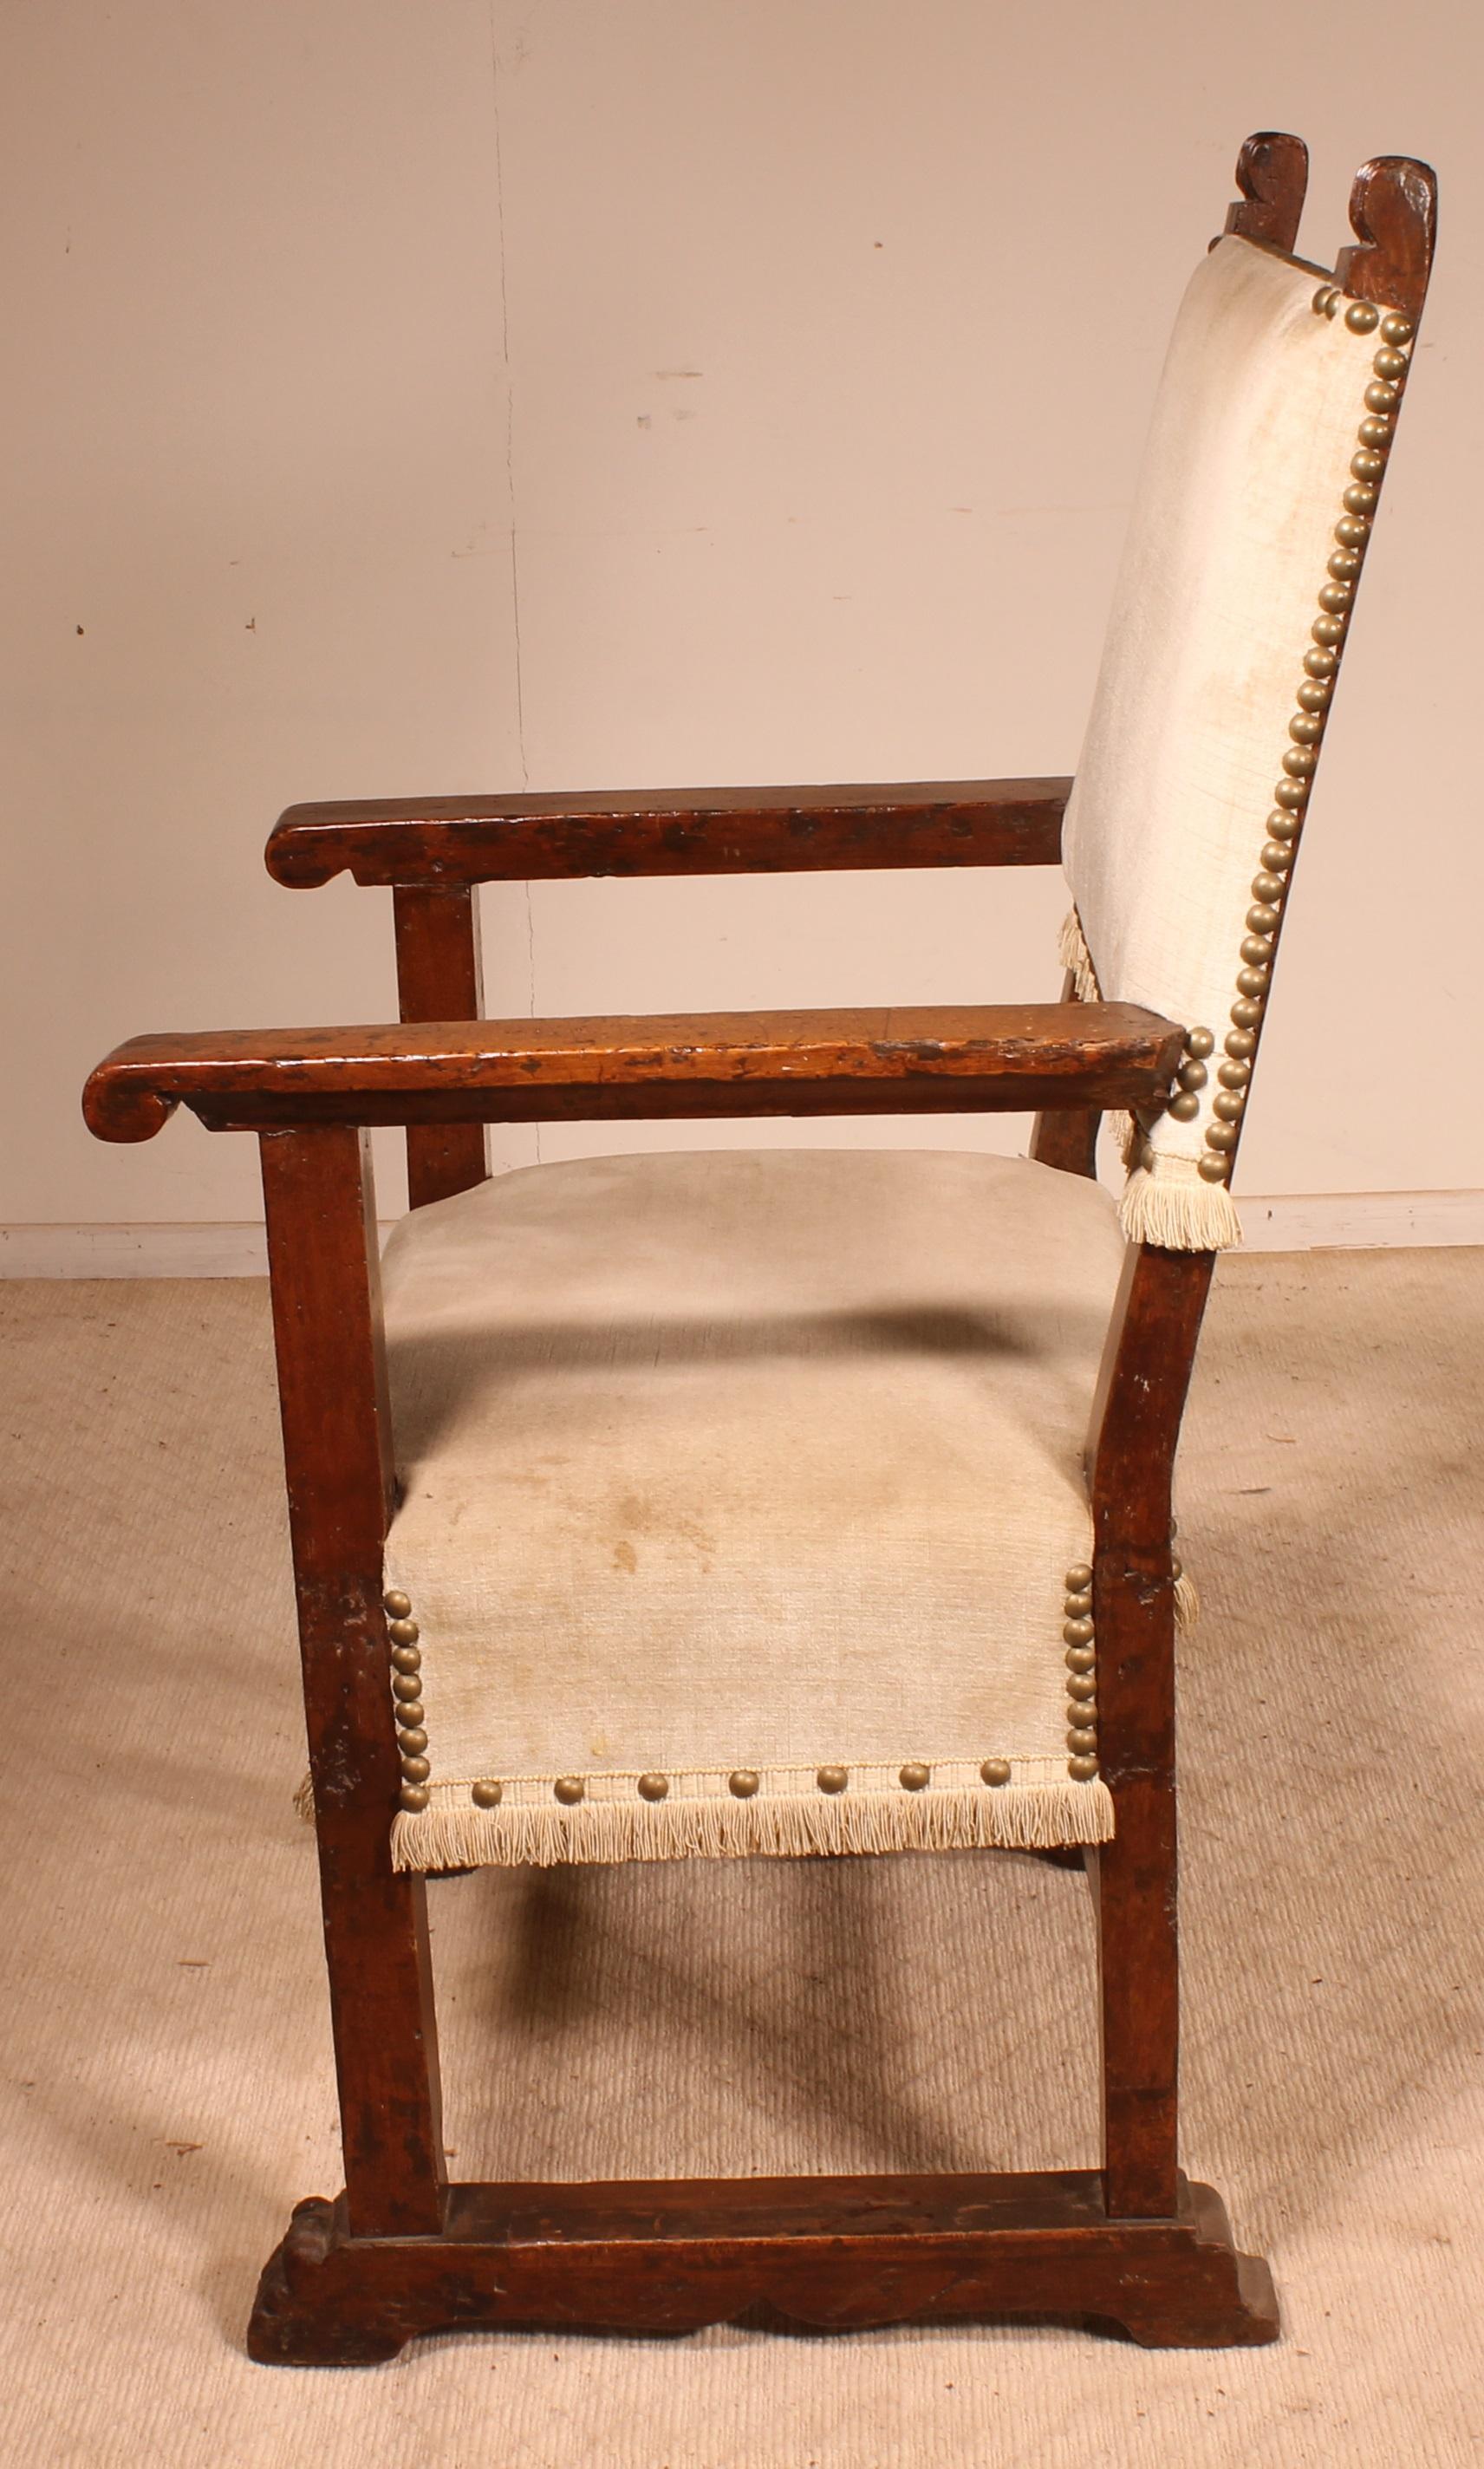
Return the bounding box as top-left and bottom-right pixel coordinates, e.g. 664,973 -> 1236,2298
1058,907 -> 1103,1005
390,1759 -> 1114,1871
1058,909 -> 1136,1166
1119,1156 -> 1243,1253
1061,906 -> 1241,1252
1174,1567 -> 1200,1632
293,1769 -> 316,1823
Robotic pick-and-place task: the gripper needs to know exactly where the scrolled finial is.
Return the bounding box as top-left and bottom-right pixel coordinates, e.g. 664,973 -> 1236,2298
1334,156 -> 1437,319
1218,131 -> 1309,254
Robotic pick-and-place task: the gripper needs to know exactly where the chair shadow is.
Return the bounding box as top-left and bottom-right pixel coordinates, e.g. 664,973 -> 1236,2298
384,1300 -> 1099,1467
433,1843 -> 1101,2188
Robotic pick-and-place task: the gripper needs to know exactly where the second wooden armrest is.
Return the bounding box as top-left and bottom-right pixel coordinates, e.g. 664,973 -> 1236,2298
84,1002 -> 1182,1141
265,779 -> 1071,887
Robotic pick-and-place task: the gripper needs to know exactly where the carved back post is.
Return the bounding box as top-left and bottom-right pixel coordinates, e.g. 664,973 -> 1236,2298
1084,138 -> 1435,2216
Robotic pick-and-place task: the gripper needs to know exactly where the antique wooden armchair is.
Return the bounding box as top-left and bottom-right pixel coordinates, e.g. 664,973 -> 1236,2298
84,136 -> 1435,2360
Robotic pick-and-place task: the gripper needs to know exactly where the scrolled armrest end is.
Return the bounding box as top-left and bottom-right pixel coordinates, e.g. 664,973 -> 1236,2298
82,1057 -> 181,1144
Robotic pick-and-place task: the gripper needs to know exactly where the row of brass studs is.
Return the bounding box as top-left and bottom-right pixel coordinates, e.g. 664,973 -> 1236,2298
385,1588 -> 433,1812
1064,1561 -> 1098,1782
1142,1024 -> 1216,1163
458,1758 -> 1019,1810
1186,292 -> 1416,1189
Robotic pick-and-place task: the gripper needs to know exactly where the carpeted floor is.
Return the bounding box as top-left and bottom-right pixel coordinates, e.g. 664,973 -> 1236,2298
2,1248 -> 1481,2466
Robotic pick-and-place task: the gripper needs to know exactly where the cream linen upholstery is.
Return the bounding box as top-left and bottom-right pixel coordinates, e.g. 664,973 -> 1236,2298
1063,235 -> 1404,1249
382,1149 -> 1123,1869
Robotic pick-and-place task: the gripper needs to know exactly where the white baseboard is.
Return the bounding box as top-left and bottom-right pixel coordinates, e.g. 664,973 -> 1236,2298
1234,1189 -> 1484,1251
3,1190 -> 1483,1277
0,1222 -> 278,1277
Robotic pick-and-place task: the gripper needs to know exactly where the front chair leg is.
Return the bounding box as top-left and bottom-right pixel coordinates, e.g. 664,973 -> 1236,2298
258,1126 -> 446,2244
1092,1776 -> 1180,2217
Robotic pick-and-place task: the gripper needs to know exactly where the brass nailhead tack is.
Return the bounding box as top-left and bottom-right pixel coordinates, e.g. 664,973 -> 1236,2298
817,1765 -> 849,1795
637,1772 -> 669,1801
383,1590 -> 412,1619
399,1783 -> 430,1812
392,1672 -> 423,1704
1064,1563 -> 1093,1592
390,1644 -> 420,1674
899,1762 -> 931,1791
1344,298 -> 1380,334
471,1779 -> 502,1808
387,1618 -> 420,1646
400,1755 -> 430,1783
553,1775 -> 585,1805
1068,1756 -> 1100,1782
980,1758 -> 1012,1787
397,1725 -> 428,1754
729,1769 -> 759,1798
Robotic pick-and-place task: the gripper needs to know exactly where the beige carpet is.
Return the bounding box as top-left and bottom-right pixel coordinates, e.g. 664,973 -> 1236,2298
3,1248 -> 1481,2466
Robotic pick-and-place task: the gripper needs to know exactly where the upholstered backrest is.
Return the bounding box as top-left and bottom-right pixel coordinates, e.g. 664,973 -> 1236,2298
1062,233 -> 1417,1249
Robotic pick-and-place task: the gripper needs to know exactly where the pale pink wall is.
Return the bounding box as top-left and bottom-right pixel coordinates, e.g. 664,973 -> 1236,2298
3,0 -> 1480,1231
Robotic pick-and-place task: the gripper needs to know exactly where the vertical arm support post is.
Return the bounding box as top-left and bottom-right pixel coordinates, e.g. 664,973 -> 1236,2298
393,884 -> 489,1208
1031,972 -> 1102,1178
1087,1241 -> 1215,2217
260,1124 -> 446,2237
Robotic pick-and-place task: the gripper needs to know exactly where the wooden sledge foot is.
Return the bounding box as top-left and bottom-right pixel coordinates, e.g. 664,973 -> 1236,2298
246,2169 -> 1278,2364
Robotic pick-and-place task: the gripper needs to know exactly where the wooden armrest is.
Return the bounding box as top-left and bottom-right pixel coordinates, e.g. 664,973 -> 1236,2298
264,779 -> 1071,888
83,1002 -> 1181,1140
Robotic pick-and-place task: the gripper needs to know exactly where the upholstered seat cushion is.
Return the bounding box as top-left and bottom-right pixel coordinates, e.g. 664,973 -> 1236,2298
382,1148 -> 1123,1869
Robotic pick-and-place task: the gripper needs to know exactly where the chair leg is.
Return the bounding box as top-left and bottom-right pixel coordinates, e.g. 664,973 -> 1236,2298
1093,1776 -> 1180,2217
315,1809 -> 446,2239
258,1125 -> 447,2240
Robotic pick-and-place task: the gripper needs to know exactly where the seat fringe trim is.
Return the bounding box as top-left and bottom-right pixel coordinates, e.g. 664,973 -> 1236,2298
389,1770 -> 1115,1872
1174,1567 -> 1200,1632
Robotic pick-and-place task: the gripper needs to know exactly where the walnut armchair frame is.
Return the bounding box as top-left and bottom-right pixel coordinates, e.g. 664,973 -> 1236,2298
83,138 -> 1435,2362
